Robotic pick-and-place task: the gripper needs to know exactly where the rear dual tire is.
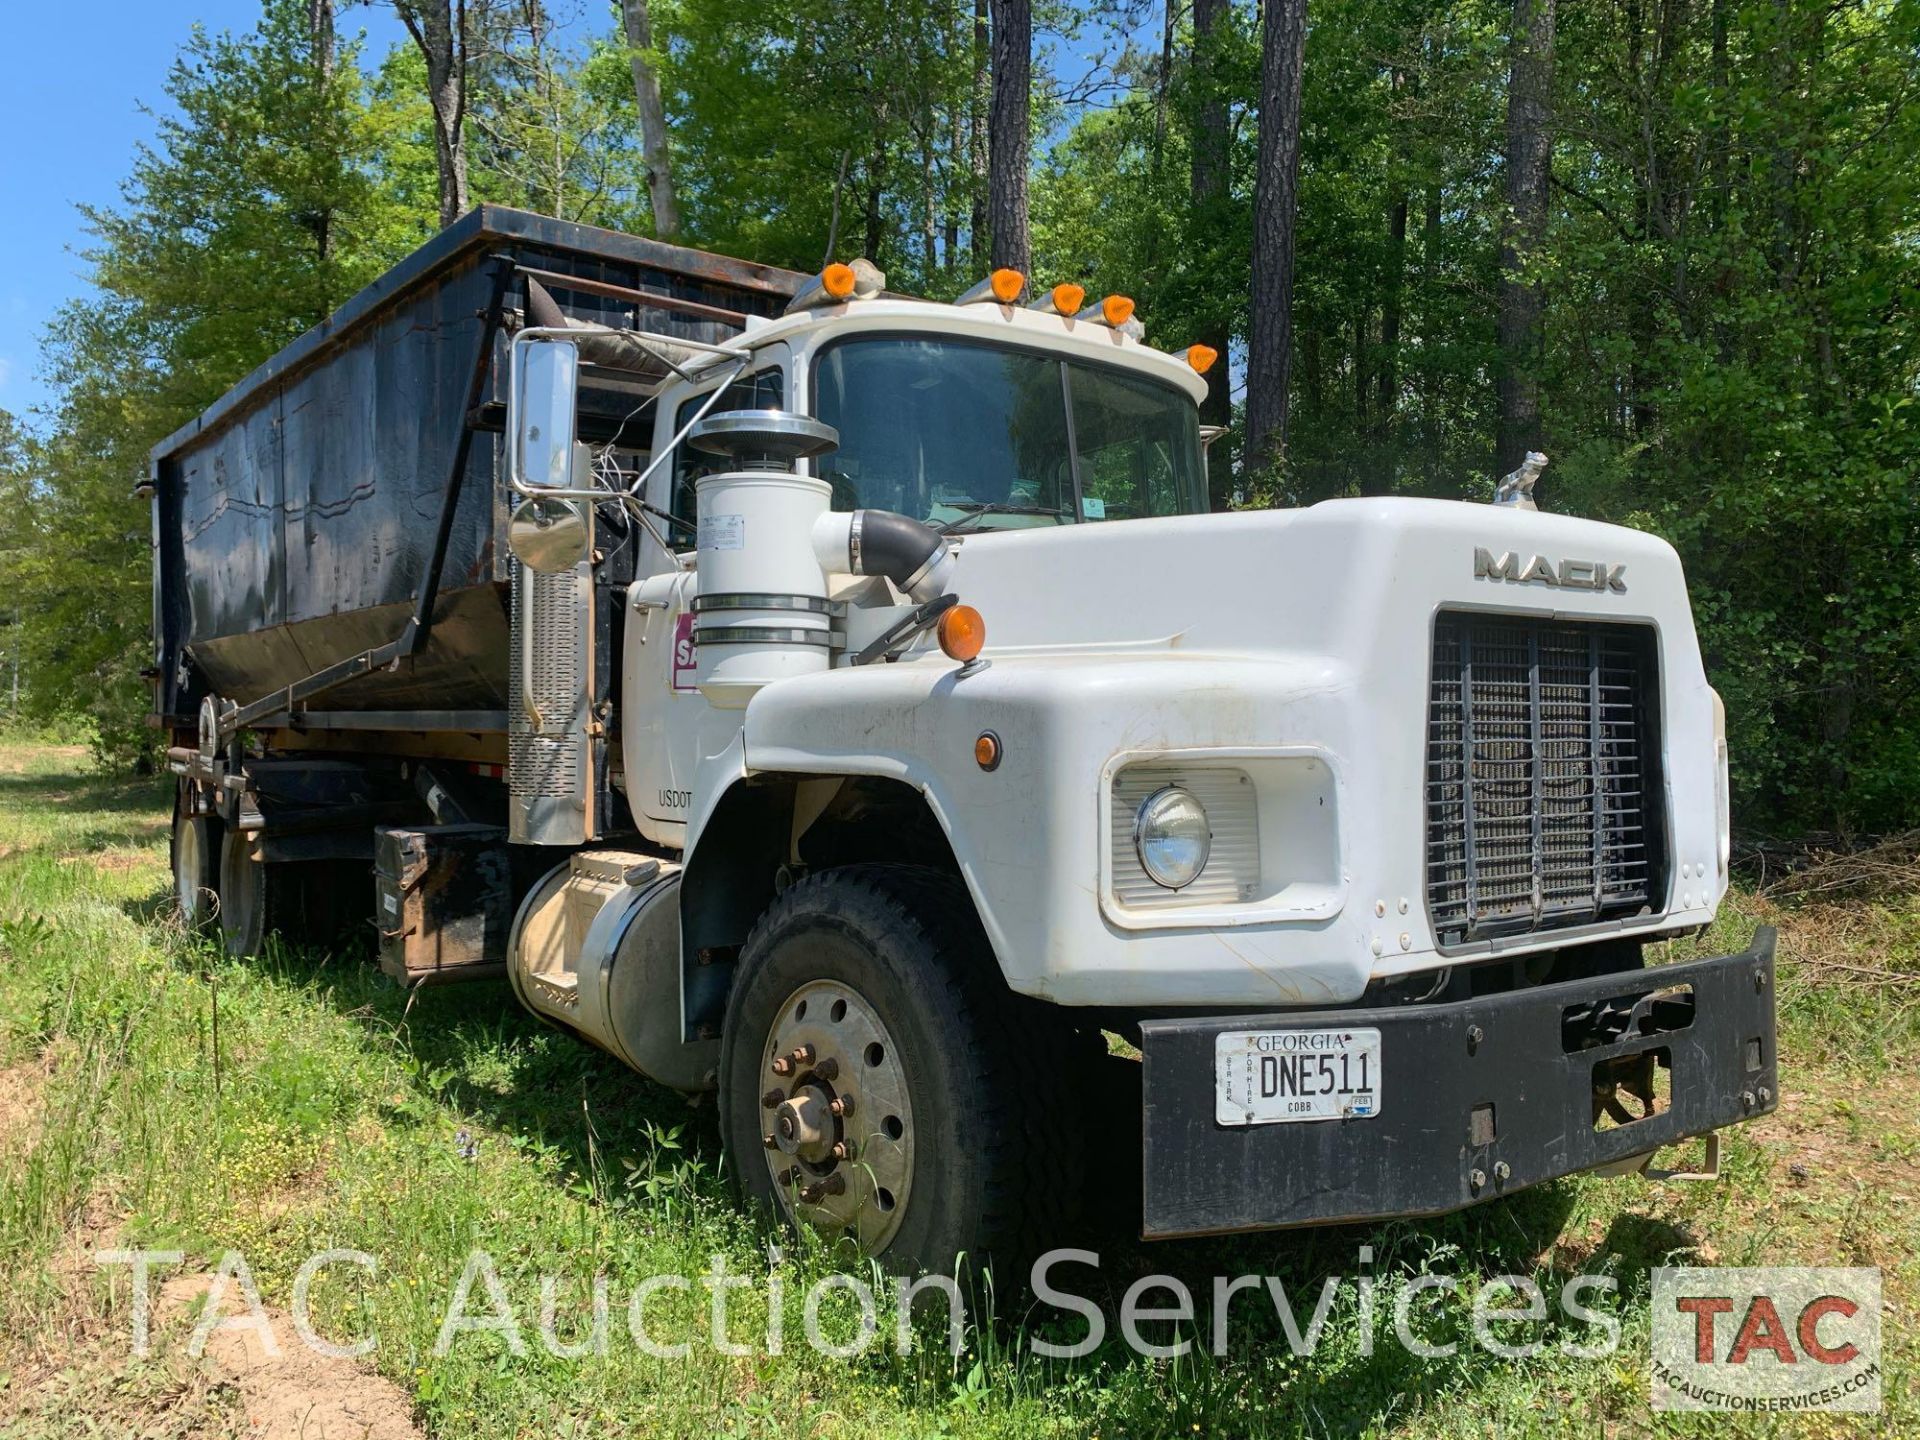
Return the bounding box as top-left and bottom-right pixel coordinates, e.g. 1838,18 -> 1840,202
172,802 -> 353,959
170,805 -> 223,933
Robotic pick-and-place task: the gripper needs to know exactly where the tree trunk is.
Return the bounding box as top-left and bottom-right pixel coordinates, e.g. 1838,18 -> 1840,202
1375,190 -> 1406,450
310,0 -> 336,263
921,130 -> 939,276
970,0 -> 990,268
945,13 -> 965,276
621,0 -> 681,239
1496,0 -> 1555,473
310,0 -> 335,84
1244,0 -> 1308,476
1152,0 -> 1177,166
1190,0 -> 1233,505
987,0 -> 1031,273
397,1 -> 472,230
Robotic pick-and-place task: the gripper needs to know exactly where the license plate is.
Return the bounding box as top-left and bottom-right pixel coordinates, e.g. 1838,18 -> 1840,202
1214,1027 -> 1383,1126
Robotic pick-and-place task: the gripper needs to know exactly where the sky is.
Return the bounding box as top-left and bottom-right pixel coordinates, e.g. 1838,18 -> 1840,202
0,3 -> 407,426
0,4 -> 1143,429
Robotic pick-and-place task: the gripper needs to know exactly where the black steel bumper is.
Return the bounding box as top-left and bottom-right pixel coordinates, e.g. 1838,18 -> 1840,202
1139,928 -> 1778,1238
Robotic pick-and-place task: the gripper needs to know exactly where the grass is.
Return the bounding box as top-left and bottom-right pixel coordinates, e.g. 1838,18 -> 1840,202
0,736 -> 1913,1436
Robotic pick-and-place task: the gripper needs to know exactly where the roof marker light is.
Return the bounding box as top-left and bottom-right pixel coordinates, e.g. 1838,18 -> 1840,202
784,258 -> 886,314
1076,294 -> 1137,329
1029,282 -> 1086,316
822,263 -> 857,300
1186,343 -> 1219,374
955,269 -> 1028,306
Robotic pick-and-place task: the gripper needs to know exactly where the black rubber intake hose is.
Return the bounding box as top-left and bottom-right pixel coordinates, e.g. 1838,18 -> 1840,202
846,510 -> 952,602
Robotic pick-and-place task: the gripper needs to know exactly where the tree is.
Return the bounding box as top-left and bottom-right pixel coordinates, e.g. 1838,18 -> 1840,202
1244,0 -> 1308,474
24,0 -> 412,764
971,0 -> 991,266
988,0 -> 1032,272
1496,0 -> 1553,473
1189,0 -> 1234,503
620,0 -> 680,237
393,0 -> 476,227
665,0 -> 980,289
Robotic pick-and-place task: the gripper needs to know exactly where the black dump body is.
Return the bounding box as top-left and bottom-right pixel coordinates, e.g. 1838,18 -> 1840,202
148,206 -> 803,735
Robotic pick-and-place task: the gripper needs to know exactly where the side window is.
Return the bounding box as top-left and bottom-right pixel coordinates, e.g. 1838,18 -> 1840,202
1067,363 -> 1204,521
668,368 -> 786,529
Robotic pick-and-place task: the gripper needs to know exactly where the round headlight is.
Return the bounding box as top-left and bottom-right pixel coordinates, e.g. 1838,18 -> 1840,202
1133,786 -> 1211,890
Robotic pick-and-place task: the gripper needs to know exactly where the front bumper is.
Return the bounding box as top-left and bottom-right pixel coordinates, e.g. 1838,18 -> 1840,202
1139,928 -> 1778,1238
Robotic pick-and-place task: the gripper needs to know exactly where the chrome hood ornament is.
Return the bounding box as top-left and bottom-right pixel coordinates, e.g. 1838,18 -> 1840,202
1493,451 -> 1548,510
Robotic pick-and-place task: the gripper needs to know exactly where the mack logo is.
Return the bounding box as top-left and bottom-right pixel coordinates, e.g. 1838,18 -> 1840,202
1475,547 -> 1627,594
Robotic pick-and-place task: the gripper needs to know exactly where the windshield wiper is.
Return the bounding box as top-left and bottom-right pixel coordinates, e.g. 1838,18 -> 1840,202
933,502 -> 1071,535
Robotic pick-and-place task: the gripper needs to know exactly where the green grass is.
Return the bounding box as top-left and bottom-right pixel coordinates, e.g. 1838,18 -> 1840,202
0,739 -> 1912,1436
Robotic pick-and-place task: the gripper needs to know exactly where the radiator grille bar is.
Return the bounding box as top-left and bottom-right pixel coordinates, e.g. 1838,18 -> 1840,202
1426,612 -> 1663,945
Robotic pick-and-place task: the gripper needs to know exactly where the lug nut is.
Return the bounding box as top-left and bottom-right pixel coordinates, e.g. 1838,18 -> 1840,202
814,1057 -> 840,1082
799,1173 -> 848,1204
831,1140 -> 856,1162
775,1168 -> 799,1187
791,1044 -> 816,1067
828,1094 -> 855,1117
762,1088 -> 785,1109
771,1056 -> 794,1076
763,1133 -> 779,1150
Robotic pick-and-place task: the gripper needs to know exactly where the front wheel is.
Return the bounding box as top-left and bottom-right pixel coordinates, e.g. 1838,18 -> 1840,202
719,864 -> 1086,1281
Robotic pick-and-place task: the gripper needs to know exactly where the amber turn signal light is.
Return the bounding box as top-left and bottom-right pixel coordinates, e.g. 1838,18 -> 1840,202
937,604 -> 986,663
822,263 -> 858,300
990,269 -> 1026,303
974,731 -> 1002,770
1186,343 -> 1219,374
1102,294 -> 1136,327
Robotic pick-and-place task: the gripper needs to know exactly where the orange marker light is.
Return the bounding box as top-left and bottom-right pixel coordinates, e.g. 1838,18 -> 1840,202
1051,283 -> 1086,315
937,604 -> 986,663
1186,343 -> 1219,374
1101,294 -> 1136,327
990,268 -> 1026,303
974,731 -> 1002,771
821,263 -> 857,300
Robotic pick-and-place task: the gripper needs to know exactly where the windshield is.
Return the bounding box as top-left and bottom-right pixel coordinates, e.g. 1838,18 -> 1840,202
811,335 -> 1206,530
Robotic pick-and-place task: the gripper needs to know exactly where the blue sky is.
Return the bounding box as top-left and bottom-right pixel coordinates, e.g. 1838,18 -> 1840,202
0,4 -> 1143,428
0,3 -> 407,425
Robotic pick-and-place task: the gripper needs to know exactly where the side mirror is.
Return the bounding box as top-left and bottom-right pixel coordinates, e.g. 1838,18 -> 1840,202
508,495 -> 591,573
515,338 -> 579,490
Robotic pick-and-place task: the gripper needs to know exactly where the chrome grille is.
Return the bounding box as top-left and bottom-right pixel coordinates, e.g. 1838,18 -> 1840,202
1426,613 -> 1662,944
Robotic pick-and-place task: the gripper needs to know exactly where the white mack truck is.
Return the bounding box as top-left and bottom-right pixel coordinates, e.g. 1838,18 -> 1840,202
152,208 -> 1778,1277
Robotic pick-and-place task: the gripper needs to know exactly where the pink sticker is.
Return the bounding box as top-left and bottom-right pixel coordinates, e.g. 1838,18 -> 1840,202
671,612 -> 698,691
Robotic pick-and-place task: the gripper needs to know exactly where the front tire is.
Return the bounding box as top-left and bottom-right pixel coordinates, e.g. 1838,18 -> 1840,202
719,864 -> 1085,1281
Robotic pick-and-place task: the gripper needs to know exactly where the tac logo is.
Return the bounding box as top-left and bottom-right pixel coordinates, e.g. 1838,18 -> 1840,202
1651,1267 -> 1881,1413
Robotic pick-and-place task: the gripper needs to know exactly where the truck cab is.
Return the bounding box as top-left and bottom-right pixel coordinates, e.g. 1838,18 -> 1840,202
154,212 -> 1777,1279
